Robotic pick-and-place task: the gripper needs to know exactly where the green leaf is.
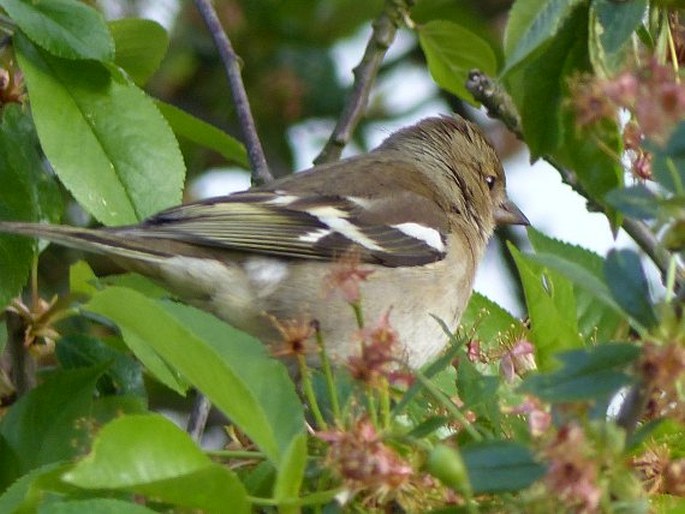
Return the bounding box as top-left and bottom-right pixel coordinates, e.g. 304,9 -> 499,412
0,365 -> 105,489
504,5 -> 589,157
0,463 -> 63,513
418,20 -> 497,105
62,414 -> 249,514
0,106 -> 42,307
109,18 -> 169,86
650,121 -> 685,195
461,440 -> 546,493
16,34 -> 185,225
456,357 -> 500,424
519,342 -> 640,402
273,434 -> 308,511
589,0 -> 647,75
56,335 -> 145,397
526,228 -> 624,341
509,243 -> 584,370
558,117 -> 624,230
0,0 -> 113,61
460,292 -> 524,345
91,304 -> 189,396
85,287 -> 305,465
38,499 -> 158,514
604,249 -> 657,329
156,101 -> 249,167
503,0 -> 584,73
605,184 -> 659,220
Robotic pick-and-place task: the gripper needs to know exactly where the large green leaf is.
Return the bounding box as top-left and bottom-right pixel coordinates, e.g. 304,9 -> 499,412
0,0 -> 113,61
509,243 -> 584,370
504,5 -> 589,157
461,440 -> 546,493
418,20 -> 497,105
0,365 -> 105,489
526,228 -> 624,341
0,106 -> 44,307
62,414 -> 248,514
109,18 -> 169,86
16,34 -> 185,225
85,286 -> 305,465
156,101 -> 249,167
503,0 -> 584,73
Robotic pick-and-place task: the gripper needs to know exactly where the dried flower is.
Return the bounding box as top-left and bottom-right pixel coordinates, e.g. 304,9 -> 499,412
639,342 -> 685,394
8,295 -> 63,352
268,314 -> 316,357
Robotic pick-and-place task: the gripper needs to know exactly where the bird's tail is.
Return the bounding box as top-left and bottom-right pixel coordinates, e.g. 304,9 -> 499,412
0,222 -> 167,263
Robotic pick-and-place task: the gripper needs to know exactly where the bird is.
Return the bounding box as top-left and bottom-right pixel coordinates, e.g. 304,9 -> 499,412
0,115 -> 527,368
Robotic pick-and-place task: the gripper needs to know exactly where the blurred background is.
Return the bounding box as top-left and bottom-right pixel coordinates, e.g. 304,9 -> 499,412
91,0 -> 645,316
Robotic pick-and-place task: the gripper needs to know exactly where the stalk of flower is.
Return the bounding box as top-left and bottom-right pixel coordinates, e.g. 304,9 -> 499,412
268,314 -> 328,429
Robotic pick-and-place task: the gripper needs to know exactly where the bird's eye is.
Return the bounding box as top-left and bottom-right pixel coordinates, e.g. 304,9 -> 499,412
485,175 -> 496,190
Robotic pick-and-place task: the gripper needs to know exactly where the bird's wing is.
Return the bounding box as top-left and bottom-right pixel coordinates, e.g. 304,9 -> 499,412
129,191 -> 449,267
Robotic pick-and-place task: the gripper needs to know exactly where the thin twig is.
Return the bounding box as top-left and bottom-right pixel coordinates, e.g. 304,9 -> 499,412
314,1 -> 412,164
466,69 -> 681,286
193,0 -> 272,185
5,310 -> 35,396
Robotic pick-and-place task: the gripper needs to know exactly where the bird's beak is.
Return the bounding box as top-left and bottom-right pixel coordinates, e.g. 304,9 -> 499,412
495,197 -> 529,226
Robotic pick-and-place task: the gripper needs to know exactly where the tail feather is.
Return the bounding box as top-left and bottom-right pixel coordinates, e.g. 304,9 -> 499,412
0,222 -> 168,263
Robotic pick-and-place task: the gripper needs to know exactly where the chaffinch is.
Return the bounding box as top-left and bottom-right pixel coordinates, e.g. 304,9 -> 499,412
0,115 -> 527,367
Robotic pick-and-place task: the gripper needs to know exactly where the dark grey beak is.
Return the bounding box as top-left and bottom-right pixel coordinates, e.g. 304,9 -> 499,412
495,198 -> 529,226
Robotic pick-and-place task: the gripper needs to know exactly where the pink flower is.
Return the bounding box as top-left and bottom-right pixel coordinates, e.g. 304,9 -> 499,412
499,339 -> 536,382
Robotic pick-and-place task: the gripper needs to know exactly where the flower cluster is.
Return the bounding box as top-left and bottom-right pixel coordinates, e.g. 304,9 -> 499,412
347,310 -> 413,388
317,418 -> 413,502
570,61 -> 685,179
639,341 -> 685,422
543,424 -> 601,513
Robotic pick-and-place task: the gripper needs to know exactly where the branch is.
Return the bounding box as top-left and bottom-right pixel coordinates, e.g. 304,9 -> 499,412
193,0 -> 272,185
466,69 -> 680,286
314,1 -> 412,164
467,70 -> 523,138
5,310 -> 35,396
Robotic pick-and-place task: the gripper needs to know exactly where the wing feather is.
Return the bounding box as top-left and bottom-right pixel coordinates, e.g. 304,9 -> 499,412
123,191 -> 447,266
